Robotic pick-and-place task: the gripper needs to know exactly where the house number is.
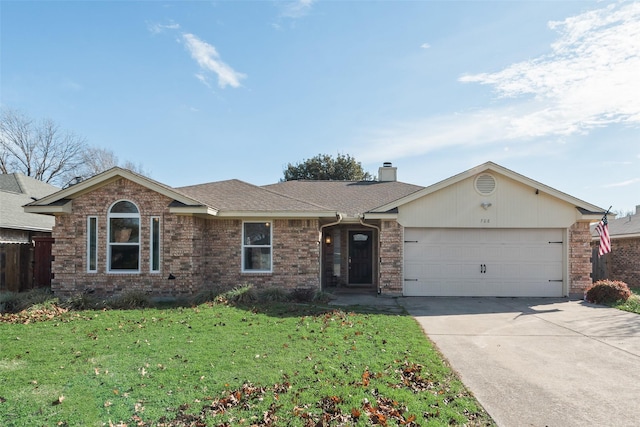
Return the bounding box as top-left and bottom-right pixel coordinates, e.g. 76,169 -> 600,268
481,219 -> 490,223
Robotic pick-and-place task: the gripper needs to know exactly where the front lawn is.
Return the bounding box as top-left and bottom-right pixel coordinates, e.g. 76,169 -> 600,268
613,287 -> 640,314
0,300 -> 494,426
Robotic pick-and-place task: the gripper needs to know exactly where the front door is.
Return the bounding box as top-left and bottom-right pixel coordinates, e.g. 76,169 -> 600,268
349,230 -> 372,284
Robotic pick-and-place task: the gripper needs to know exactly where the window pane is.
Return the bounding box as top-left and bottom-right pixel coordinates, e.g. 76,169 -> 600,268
110,218 -> 139,243
244,247 -> 271,271
110,245 -> 139,270
244,222 -> 270,245
88,217 -> 97,271
111,201 -> 139,213
151,217 -> 160,272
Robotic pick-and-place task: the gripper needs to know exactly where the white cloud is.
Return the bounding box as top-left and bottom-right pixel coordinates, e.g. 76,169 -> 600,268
460,2 -> 640,131
147,21 -> 181,34
602,177 -> 640,188
420,43 -> 431,49
182,33 -> 246,89
280,0 -> 316,19
358,2 -> 640,164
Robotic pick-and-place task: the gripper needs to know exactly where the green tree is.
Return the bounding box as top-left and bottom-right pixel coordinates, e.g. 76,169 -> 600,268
283,153 -> 373,181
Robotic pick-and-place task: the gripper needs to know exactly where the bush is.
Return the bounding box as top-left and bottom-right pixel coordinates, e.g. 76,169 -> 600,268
0,288 -> 54,314
62,292 -> 102,310
218,284 -> 258,304
585,280 -> 631,304
191,283 -> 235,305
105,290 -> 153,309
258,287 -> 290,302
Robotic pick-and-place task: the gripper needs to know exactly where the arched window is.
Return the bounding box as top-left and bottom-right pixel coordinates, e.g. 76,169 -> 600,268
108,200 -> 140,272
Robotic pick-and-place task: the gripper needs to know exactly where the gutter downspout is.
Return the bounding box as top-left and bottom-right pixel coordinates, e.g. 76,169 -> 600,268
320,213 -> 343,290
358,214 -> 382,295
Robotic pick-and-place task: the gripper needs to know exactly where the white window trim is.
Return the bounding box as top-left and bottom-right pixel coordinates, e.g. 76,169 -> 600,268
107,200 -> 141,274
87,216 -> 98,273
150,216 -> 161,273
241,220 -> 273,273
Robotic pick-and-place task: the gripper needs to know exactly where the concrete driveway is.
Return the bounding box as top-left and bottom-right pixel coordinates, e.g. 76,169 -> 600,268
398,297 -> 640,427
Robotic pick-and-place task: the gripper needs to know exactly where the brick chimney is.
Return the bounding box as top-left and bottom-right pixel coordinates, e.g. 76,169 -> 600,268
378,162 -> 397,182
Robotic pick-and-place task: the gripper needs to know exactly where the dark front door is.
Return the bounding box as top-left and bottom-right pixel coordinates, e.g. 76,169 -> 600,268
349,231 -> 372,284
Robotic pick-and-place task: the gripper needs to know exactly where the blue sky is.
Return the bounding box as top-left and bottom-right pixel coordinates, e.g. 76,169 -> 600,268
2,1 -> 639,214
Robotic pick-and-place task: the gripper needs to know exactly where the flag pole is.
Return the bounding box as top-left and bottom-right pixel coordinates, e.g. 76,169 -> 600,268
602,206 -> 612,223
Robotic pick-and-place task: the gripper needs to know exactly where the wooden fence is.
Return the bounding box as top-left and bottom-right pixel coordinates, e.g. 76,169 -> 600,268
0,237 -> 53,292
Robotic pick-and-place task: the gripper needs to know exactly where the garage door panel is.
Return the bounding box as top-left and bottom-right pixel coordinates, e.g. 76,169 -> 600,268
404,228 -> 564,297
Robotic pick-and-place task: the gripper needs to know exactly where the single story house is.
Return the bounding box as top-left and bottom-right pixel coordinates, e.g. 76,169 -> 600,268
591,205 -> 640,287
24,161 -> 605,298
1,173 -> 58,291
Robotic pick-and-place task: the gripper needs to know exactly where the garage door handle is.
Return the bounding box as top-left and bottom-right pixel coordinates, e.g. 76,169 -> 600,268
480,264 -> 486,273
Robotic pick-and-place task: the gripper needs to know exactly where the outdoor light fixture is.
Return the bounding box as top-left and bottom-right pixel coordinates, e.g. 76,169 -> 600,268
481,202 -> 492,210
325,235 -> 332,245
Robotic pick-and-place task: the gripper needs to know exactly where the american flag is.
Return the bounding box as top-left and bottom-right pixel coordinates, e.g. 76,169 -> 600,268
595,217 -> 611,256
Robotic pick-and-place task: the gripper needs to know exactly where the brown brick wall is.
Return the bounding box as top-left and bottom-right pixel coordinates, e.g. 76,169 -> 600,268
207,219 -> 321,290
569,222 -> 592,295
379,220 -> 403,294
51,179 -> 321,297
596,237 -> 640,288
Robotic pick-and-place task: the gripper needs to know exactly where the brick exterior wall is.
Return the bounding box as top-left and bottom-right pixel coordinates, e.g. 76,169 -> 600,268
207,218 -> 320,291
592,237 -> 640,288
51,178 -> 321,297
569,222 -> 593,296
379,220 -> 403,295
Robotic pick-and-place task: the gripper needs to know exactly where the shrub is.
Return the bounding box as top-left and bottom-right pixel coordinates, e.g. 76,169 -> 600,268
585,280 -> 631,304
289,287 -> 316,303
63,292 -> 101,310
218,284 -> 258,304
258,287 -> 290,302
0,288 -> 54,314
106,290 -> 153,309
191,283 -> 235,305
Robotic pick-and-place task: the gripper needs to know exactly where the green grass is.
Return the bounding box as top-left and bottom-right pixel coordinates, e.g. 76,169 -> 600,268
612,288 -> 640,314
0,301 -> 493,426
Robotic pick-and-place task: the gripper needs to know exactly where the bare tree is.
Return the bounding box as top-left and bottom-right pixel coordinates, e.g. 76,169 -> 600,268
0,107 -> 87,185
73,147 -> 148,182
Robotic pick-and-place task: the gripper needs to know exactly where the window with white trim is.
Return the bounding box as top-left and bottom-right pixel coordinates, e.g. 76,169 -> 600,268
87,216 -> 98,272
242,221 -> 272,272
150,216 -> 160,273
108,200 -> 140,272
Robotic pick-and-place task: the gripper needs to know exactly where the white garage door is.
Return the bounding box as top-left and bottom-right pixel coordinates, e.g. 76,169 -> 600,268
404,228 -> 564,297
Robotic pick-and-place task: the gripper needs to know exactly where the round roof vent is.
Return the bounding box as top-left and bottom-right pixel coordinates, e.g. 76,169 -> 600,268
475,173 -> 496,195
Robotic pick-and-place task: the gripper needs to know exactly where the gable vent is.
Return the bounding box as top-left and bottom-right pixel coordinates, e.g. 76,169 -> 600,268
475,173 -> 496,195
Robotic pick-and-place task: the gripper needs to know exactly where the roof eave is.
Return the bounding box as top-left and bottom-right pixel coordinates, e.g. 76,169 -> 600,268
23,202 -> 72,215
216,210 -> 337,218
168,206 -> 219,216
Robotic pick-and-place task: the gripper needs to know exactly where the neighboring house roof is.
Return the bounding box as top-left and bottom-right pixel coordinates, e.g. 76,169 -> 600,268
371,161 -> 606,219
263,180 -> 424,217
591,206 -> 640,239
0,173 -> 58,232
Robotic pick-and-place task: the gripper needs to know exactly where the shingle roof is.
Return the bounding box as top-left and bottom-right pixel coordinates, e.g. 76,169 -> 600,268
0,174 -> 58,231
262,180 -> 424,216
592,206 -> 640,238
176,179 -> 332,213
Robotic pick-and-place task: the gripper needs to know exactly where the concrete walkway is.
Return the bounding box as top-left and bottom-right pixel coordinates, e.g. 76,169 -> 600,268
399,297 -> 640,427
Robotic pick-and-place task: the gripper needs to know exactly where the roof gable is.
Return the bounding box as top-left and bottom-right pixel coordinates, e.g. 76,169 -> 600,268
24,168 -> 205,215
371,161 -> 605,217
